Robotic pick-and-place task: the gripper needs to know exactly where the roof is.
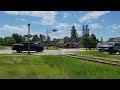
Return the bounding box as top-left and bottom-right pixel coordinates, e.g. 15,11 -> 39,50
108,37 -> 120,42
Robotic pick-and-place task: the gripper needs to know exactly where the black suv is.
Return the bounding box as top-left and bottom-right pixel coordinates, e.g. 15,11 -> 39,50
12,42 -> 44,53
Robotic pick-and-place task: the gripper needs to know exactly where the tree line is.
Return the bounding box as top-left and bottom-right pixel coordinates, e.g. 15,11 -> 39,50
0,33 -> 46,46
0,32 -> 99,49
70,25 -> 100,49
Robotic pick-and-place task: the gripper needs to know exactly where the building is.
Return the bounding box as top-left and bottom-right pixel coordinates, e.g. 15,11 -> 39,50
62,25 -> 80,48
107,37 -> 120,42
82,24 -> 89,35
64,37 -> 80,48
100,37 -> 103,45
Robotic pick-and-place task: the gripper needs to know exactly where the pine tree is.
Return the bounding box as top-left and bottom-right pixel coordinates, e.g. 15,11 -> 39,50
71,25 -> 78,38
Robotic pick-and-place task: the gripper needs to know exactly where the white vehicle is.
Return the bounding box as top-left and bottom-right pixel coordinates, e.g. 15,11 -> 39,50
98,42 -> 120,54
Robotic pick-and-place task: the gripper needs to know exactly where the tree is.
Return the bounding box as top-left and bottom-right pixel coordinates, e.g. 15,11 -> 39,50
90,34 -> 98,48
81,34 -> 98,50
32,34 -> 39,42
4,36 -> 15,46
47,36 -> 50,42
42,35 -> 46,41
39,34 -> 46,41
39,34 -> 43,40
87,35 -> 93,50
77,36 -> 82,43
97,39 -> 100,43
81,34 -> 89,51
53,38 -> 57,42
0,37 -> 4,45
12,33 -> 23,44
71,25 -> 78,38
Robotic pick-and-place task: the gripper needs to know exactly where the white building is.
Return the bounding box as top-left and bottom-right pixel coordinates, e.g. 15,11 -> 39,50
82,24 -> 89,35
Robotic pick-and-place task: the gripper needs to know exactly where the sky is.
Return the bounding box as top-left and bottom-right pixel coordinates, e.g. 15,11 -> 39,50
0,11 -> 120,41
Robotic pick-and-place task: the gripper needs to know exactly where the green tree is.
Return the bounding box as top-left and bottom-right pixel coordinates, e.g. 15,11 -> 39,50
0,37 -> 4,45
81,34 -> 98,50
53,38 -> 57,42
81,34 -> 89,51
39,34 -> 43,40
77,36 -> 82,43
90,34 -> 98,48
32,34 -> 39,42
71,25 -> 78,38
42,35 -> 46,41
12,33 -> 23,44
4,36 -> 15,46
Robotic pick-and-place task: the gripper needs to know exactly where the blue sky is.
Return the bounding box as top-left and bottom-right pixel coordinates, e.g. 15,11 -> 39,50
0,11 -> 120,41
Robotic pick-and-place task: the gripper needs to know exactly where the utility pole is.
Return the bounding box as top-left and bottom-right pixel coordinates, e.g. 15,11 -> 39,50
28,24 -> 30,55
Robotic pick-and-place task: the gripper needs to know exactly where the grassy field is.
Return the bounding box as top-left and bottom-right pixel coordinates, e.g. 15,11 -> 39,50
0,55 -> 120,79
75,51 -> 120,60
0,46 -> 8,50
44,46 -> 59,50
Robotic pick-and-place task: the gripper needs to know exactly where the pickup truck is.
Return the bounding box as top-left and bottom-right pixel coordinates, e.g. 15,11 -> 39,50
98,42 -> 120,54
12,42 -> 44,53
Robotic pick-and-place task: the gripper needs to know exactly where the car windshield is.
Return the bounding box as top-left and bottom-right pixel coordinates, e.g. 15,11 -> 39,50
108,43 -> 114,45
102,42 -> 113,45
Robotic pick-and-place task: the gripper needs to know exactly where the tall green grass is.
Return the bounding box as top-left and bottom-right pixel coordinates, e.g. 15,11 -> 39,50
0,55 -> 120,79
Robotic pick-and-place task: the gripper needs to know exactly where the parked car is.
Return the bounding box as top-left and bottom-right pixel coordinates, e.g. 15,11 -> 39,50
98,42 -> 120,54
12,42 -> 44,53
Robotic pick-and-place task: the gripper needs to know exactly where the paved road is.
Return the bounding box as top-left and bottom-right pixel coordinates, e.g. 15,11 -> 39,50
0,49 -> 90,55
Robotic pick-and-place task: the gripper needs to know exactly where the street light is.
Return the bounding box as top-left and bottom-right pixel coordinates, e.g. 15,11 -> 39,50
46,28 -> 58,50
28,24 -> 30,55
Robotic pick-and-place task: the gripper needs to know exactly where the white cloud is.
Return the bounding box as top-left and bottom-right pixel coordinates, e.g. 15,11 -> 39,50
107,24 -> 120,33
89,23 -> 103,30
87,20 -> 93,23
52,23 -> 80,31
3,11 -> 57,25
0,24 -> 42,36
52,23 -> 69,30
79,11 -> 110,23
16,19 -> 27,21
0,24 -> 27,34
31,21 -> 41,24
63,12 -> 69,18
40,16 -> 56,25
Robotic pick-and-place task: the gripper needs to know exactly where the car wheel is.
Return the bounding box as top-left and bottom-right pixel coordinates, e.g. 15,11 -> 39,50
16,48 -> 22,53
36,50 -> 40,52
40,47 -> 43,52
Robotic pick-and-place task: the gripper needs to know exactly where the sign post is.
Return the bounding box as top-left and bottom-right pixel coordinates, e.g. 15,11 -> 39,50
28,24 -> 30,55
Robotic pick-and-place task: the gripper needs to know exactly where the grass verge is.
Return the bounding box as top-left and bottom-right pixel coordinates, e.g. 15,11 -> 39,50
75,51 -> 120,60
0,46 -> 8,50
0,55 -> 120,79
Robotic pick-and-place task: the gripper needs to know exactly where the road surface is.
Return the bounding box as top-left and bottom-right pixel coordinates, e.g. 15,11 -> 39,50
0,49 -> 92,55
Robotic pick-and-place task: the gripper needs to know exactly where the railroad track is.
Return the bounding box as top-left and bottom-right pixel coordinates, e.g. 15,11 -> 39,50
65,54 -> 120,66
